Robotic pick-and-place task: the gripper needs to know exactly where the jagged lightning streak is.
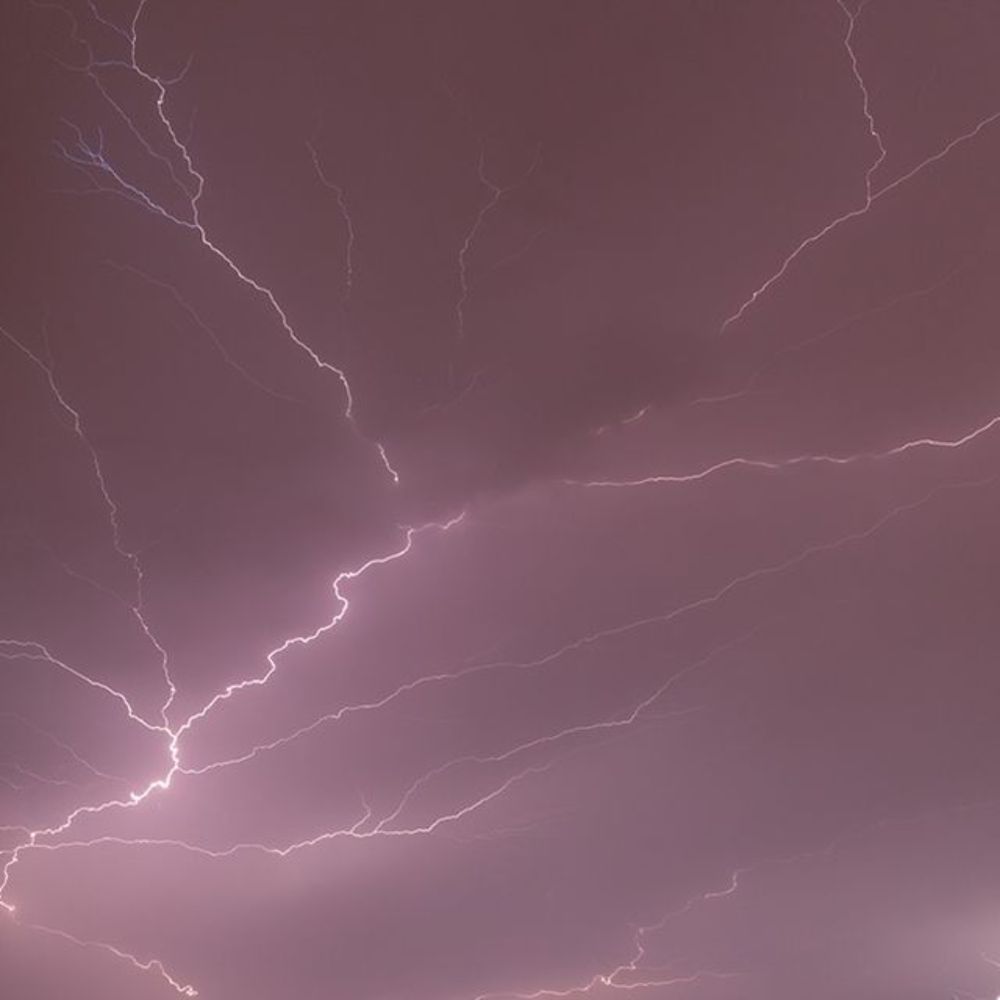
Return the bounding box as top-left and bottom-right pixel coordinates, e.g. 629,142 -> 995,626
2,713 -> 127,785
372,471 -> 999,831
720,0 -> 999,333
49,0 -> 399,483
0,7 -> 478,986
1,302 -> 460,995
31,716 -> 657,873
1,763 -> 75,790
455,143 -> 540,342
837,0 -> 885,199
307,137 -> 357,304
28,758 -> 553,863
0,324 -> 176,721
21,466 -> 956,993
22,919 -> 198,997
569,406 -> 1000,490
466,803 -> 972,1000
176,511 -> 464,738
372,629 -> 758,834
471,970 -> 739,999
467,875 -> 744,1000
14,5 -> 998,997
693,261 -> 966,408
0,641 -> 165,736
0,637 -> 184,990
184,472 -> 990,795
2,506 -> 463,995
37,0 -> 197,202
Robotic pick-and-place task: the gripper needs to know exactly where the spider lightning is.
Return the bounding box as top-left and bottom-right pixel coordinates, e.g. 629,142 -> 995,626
4,1 -> 1000,997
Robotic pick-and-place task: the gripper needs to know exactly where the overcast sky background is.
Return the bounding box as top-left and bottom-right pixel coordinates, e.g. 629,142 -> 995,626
3,2 -> 1000,998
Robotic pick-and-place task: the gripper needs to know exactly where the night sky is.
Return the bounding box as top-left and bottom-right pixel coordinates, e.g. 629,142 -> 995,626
3,2 -> 1000,998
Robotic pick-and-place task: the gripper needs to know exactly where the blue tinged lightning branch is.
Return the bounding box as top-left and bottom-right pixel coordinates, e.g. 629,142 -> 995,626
0,2 -> 472,984
25,757 -> 556,865
19,919 -> 199,998
9,5 -> 999,996
49,0 -> 398,482
720,0 -> 1000,333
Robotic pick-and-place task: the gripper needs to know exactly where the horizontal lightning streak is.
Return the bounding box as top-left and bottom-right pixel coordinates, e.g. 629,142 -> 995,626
373,629 -> 760,832
467,817 -> 921,1000
569,407 -> 1000,489
3,0 -> 472,973
28,760 -> 552,860
0,641 -> 167,736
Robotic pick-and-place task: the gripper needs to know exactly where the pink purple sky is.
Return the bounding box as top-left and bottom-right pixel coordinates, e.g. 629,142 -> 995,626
3,1 -> 1000,998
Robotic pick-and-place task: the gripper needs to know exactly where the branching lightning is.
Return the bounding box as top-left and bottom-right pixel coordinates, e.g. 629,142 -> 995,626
47,0 -> 398,483
1,311 -> 463,993
569,407 -> 1000,490
719,0 -> 999,333
4,2 -> 999,997
455,143 -> 540,343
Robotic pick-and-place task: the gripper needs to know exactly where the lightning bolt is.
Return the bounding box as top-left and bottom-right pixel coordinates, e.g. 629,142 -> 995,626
455,142 -> 540,343
14,468 -> 964,983
102,260 -> 297,402
693,261 -> 967,408
7,3 -> 998,997
568,406 -> 1000,490
20,919 -> 199,997
720,0 -> 999,333
463,802 -> 983,1000
46,0 -> 398,483
180,473 -> 991,808
1,309 -> 463,992
0,324 -> 176,722
307,135 -> 357,304
1,712 -> 128,786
